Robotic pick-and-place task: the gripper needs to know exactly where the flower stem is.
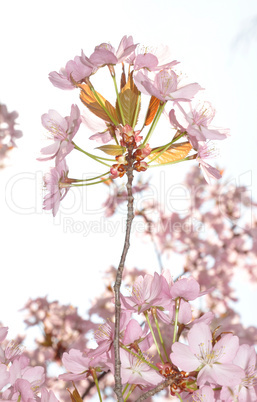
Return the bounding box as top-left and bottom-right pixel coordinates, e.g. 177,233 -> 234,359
144,311 -> 164,364
72,171 -> 110,182
71,177 -> 110,186
73,143 -> 114,167
175,392 -> 183,401
124,385 -> 136,402
172,298 -> 181,344
122,384 -> 129,396
141,102 -> 166,148
152,309 -> 170,363
120,344 -> 159,370
91,370 -> 103,402
113,144 -> 135,402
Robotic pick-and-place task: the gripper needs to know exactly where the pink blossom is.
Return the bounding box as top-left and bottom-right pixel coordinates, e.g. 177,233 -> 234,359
0,104 -> 22,164
91,311 -> 131,357
0,327 -> 8,342
49,56 -> 95,90
90,35 -> 137,67
122,319 -> 153,352
40,388 -> 60,402
0,363 -> 10,390
38,105 -> 81,164
196,142 -> 222,184
169,102 -> 230,142
134,69 -> 201,102
133,44 -> 179,72
170,277 -> 201,300
9,357 -> 45,388
134,53 -> 178,72
43,159 -> 71,217
13,379 -> 35,402
120,348 -> 163,386
190,385 -> 215,401
220,344 -> 257,401
121,272 -> 168,313
59,348 -> 108,382
171,323 -> 245,387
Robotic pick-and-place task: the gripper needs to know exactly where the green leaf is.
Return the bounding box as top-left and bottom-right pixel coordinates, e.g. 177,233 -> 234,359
116,72 -> 140,126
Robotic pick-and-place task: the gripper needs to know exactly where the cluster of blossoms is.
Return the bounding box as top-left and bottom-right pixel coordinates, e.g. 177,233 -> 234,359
39,35 -> 229,216
0,104 -> 22,165
44,272 -> 256,401
103,166 -> 257,332
34,34 -> 257,401
0,327 -> 59,402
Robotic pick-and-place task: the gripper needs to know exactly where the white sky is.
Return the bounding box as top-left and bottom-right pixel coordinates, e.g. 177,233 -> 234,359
1,0 -> 257,339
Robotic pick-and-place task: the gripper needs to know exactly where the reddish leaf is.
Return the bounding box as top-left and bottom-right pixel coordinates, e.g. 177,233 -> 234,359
147,142 -> 192,164
144,96 -> 160,126
78,83 -> 120,124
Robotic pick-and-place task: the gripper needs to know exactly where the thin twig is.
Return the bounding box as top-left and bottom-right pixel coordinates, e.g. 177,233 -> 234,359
113,145 -> 135,401
135,377 -> 174,401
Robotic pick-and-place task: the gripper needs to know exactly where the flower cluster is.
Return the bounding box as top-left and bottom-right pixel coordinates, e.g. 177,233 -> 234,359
0,327 -> 59,402
54,272 -> 257,401
39,35 -> 229,216
0,103 -> 22,165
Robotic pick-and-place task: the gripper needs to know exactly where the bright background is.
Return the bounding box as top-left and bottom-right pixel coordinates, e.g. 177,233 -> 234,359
1,0 -> 257,340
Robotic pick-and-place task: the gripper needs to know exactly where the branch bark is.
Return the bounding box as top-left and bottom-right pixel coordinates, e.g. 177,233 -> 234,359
113,145 -> 135,401
135,377 -> 174,401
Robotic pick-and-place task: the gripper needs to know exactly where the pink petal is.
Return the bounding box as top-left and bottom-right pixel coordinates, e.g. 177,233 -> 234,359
197,363 -> 244,387
213,334 -> 239,363
171,342 -> 200,371
187,323 -> 212,355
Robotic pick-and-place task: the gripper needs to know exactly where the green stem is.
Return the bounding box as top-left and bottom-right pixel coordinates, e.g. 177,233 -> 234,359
72,171 -> 110,182
73,143 -> 113,167
144,311 -> 164,364
172,298 -> 181,344
124,385 -> 136,402
70,178 -> 110,187
112,74 -> 126,126
92,371 -> 103,402
122,384 -> 129,396
175,392 -> 183,402
141,102 -> 166,148
132,93 -> 141,129
120,344 -> 159,370
152,310 -> 170,363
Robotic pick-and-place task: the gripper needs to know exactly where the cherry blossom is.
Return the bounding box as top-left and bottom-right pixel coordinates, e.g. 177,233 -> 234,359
171,322 -> 245,387
90,35 -> 137,67
119,348 -> 162,387
49,55 -> 96,90
220,344 -> 257,401
38,105 -> 81,164
43,159 -> 71,216
134,69 -> 201,102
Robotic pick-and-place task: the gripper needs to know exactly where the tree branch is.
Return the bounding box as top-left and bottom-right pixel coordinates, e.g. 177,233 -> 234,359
113,145 -> 135,401
135,377 -> 174,401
